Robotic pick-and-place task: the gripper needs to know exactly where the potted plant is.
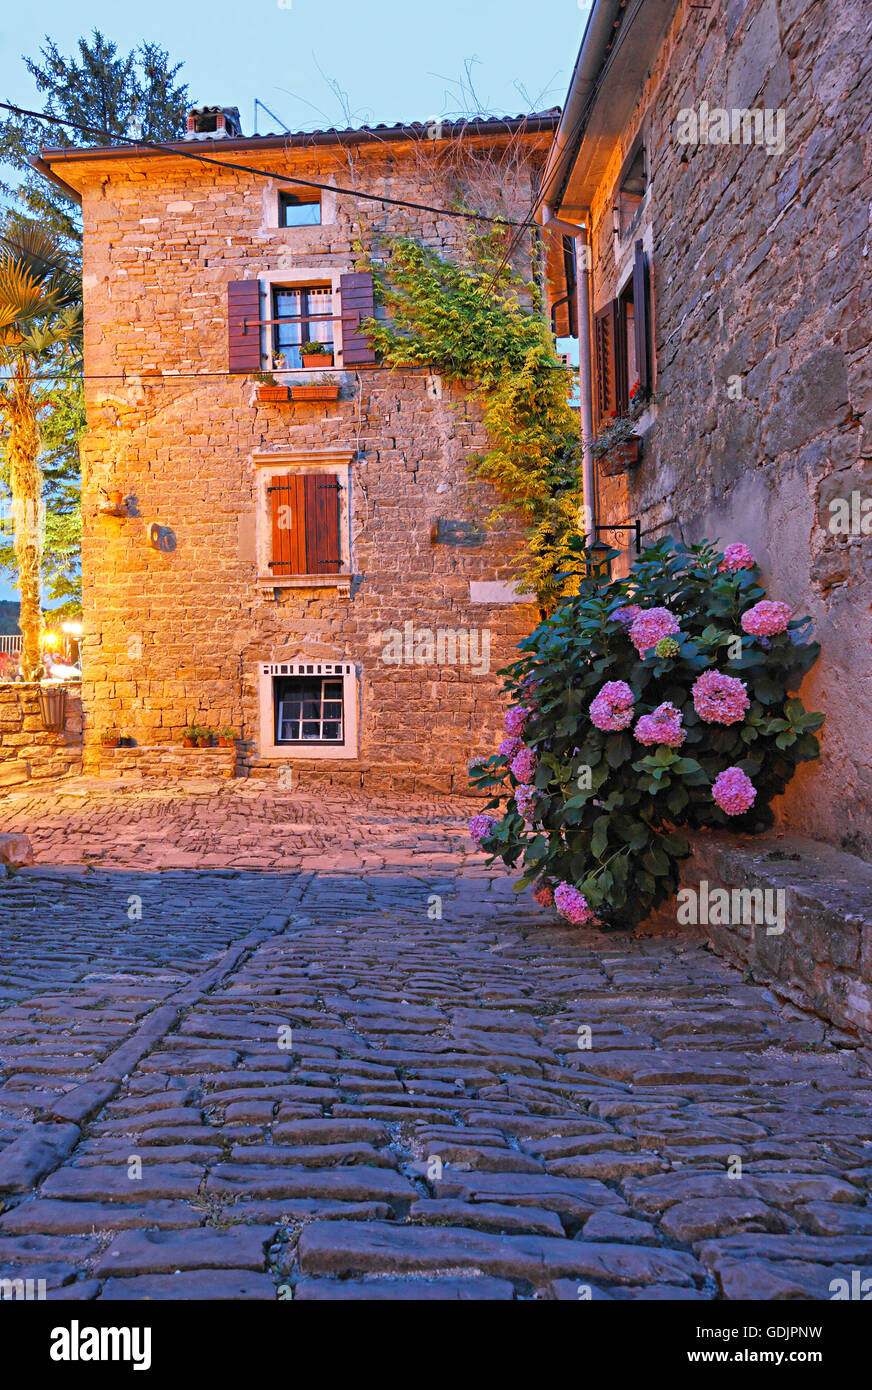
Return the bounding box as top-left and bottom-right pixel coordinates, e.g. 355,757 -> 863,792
218,726 -> 237,747
292,372 -> 341,403
182,725 -> 200,748
100,730 -> 119,749
591,412 -> 643,477
196,727 -> 214,748
300,340 -> 334,369
254,371 -> 289,404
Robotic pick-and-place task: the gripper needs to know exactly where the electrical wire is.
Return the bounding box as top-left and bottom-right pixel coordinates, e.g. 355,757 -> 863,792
1,101 -> 546,229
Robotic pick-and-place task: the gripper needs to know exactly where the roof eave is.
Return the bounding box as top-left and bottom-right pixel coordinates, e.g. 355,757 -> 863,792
38,111 -> 561,174
540,0 -> 681,220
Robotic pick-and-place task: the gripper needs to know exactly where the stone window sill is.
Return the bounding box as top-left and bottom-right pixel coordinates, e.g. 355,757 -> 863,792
258,572 -> 352,595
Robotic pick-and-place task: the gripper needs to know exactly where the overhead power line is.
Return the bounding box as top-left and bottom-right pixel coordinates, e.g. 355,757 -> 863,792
2,101 -> 543,229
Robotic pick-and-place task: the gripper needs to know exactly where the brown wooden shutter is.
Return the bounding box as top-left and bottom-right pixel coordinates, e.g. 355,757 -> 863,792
304,474 -> 342,574
339,272 -> 376,367
593,300 -> 619,425
269,474 -> 306,575
632,240 -> 651,398
228,281 -> 262,373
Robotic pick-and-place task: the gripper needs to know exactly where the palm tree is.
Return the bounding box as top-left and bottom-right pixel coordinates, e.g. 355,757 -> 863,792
0,221 -> 81,678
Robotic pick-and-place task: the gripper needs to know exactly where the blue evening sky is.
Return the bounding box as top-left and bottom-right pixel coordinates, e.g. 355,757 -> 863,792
0,0 -> 589,602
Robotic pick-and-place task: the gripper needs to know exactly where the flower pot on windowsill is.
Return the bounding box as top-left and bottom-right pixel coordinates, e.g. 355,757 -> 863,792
301,352 -> 333,369
291,383 -> 341,402
218,736 -> 235,748
196,735 -> 213,748
182,737 -> 196,748
599,437 -> 642,477
256,384 -> 290,403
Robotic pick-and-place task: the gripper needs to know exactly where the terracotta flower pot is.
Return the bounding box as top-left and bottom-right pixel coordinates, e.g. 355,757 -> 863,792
256,385 -> 290,403
301,353 -> 333,368
101,738 -> 119,749
182,736 -> 196,748
218,736 -> 235,747
291,384 -> 341,402
599,438 -> 642,477
107,490 -> 124,506
196,735 -> 212,748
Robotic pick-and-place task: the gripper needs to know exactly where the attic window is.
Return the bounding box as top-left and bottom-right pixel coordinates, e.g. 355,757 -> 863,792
279,191 -> 321,227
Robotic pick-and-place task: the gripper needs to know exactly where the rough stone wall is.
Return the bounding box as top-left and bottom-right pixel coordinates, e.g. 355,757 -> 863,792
588,0 -> 872,856
0,683 -> 83,785
73,133 -> 549,783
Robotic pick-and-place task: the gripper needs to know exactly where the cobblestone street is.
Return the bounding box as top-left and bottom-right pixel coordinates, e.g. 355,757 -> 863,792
1,781 -> 870,1301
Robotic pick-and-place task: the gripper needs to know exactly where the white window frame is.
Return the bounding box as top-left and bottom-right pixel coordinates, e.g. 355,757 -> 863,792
263,178 -> 337,230
258,659 -> 358,760
257,267 -> 349,372
251,447 -> 354,593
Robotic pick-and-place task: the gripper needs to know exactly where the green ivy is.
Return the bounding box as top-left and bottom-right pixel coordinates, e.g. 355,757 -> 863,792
361,234 -> 582,609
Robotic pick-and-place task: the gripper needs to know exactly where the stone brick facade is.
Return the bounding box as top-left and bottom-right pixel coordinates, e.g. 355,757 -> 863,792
43,119 -> 555,789
550,0 -> 872,856
0,682 -> 82,786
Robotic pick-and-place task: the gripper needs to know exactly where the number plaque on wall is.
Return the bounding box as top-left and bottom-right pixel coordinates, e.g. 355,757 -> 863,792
430,519 -> 485,546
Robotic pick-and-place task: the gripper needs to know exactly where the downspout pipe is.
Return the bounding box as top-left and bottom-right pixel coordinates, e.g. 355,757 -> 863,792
542,204 -> 596,546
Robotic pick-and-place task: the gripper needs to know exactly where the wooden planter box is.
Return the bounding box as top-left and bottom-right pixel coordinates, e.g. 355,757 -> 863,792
291,384 -> 341,402
599,437 -> 642,477
256,385 -> 290,404
301,354 -> 334,369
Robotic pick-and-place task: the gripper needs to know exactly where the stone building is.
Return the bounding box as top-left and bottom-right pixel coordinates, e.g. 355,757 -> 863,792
37,111 -> 558,791
541,0 -> 872,855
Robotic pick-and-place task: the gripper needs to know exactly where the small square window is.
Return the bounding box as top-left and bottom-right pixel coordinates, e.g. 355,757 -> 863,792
279,191 -> 321,227
275,675 -> 345,745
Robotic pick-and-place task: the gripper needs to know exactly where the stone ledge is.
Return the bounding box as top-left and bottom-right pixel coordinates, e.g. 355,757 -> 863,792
83,744 -> 236,780
681,831 -> 872,1036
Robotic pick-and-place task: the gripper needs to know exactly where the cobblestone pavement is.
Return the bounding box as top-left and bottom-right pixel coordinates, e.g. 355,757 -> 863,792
0,781 -> 870,1301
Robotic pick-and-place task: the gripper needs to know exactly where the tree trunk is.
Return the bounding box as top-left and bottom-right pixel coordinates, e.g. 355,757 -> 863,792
7,360 -> 43,680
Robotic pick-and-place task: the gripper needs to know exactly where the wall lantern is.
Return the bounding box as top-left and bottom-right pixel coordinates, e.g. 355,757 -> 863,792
580,540 -> 614,583
37,684 -> 67,733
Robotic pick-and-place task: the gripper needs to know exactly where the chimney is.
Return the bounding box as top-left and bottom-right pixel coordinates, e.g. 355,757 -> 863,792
184,106 -> 243,140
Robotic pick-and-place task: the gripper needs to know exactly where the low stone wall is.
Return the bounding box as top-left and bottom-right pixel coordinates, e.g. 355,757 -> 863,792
83,743 -> 236,780
0,682 -> 83,786
242,759 -> 485,797
680,831 -> 872,1037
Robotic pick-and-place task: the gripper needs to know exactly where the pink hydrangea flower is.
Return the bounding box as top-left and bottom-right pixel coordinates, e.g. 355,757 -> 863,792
504,706 -> 531,737
629,606 -> 681,657
692,670 -> 750,725
533,883 -> 554,908
554,882 -> 594,925
718,543 -> 755,573
469,813 -> 498,847
712,766 -> 757,815
634,701 -> 685,748
612,604 -> 641,627
589,680 -> 635,732
498,736 -> 523,760
514,784 -> 539,822
510,747 -> 538,784
741,600 -> 792,637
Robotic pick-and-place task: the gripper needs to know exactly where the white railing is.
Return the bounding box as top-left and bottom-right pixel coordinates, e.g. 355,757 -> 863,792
0,635 -> 23,654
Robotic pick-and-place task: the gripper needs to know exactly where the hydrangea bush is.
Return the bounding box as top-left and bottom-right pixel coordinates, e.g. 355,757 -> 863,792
469,538 -> 823,928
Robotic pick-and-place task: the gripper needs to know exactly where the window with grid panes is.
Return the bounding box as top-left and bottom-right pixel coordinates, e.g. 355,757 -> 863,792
272,284 -> 333,368
274,675 -> 344,744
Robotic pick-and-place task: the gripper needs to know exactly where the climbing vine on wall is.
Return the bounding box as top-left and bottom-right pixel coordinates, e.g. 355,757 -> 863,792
360,232 -> 582,610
